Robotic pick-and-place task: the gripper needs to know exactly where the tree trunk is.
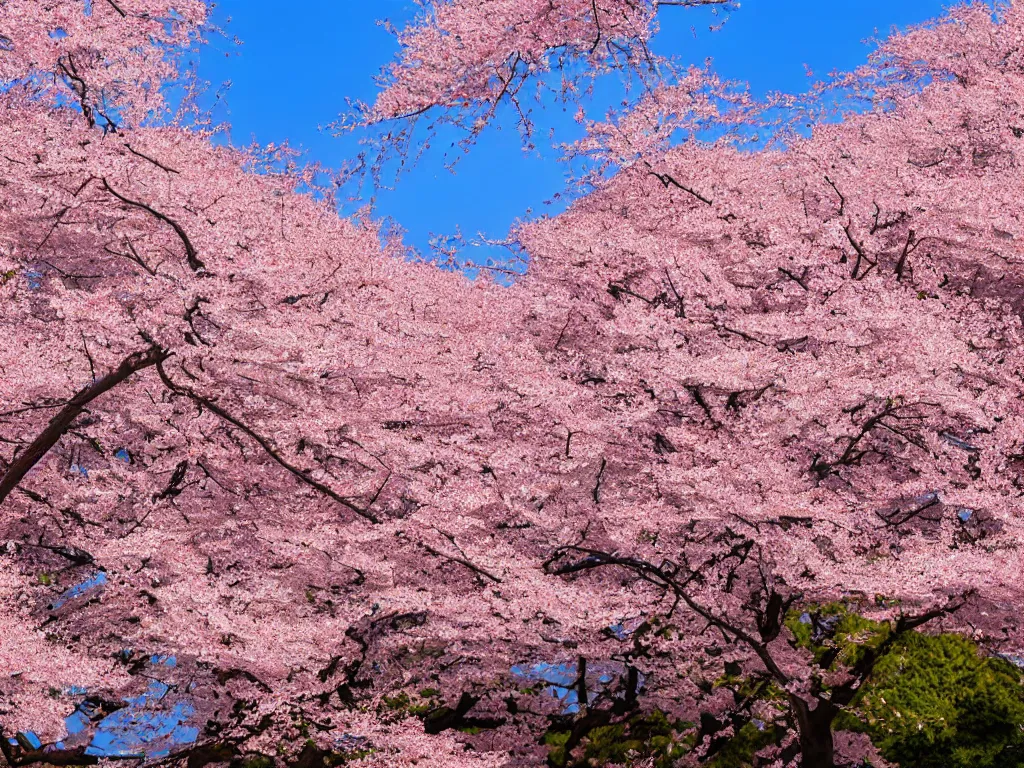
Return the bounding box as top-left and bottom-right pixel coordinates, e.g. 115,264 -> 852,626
790,695 -> 837,768
0,345 -> 167,506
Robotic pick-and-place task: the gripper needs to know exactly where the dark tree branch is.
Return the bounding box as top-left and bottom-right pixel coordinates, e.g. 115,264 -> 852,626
843,223 -> 877,280
0,345 -> 169,506
124,143 -> 179,174
778,266 -> 809,290
649,170 -> 713,205
56,54 -> 95,128
894,228 -> 919,281
101,178 -> 205,272
155,361 -> 379,523
102,0 -> 128,17
0,727 -> 98,767
420,541 -> 503,584
592,457 -> 607,504
824,175 -> 845,216
543,545 -> 791,684
104,237 -> 158,277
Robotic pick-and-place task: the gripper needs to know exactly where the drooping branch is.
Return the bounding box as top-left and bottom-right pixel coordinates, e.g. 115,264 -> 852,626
100,178 -> 205,272
0,344 -> 169,506
155,361 -> 380,523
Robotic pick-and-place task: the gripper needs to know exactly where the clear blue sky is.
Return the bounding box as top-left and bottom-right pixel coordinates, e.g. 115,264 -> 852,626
196,1 -> 960,260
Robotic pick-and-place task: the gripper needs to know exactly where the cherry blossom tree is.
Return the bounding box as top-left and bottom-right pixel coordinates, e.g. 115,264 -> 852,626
0,4 -> 553,765
504,2 -> 1024,763
2,2 -> 1024,768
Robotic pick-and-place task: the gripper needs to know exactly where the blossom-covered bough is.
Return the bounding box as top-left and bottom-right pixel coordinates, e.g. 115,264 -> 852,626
355,0 -> 739,160
0,0 -> 207,128
2,1 -> 1024,767
369,0 -> 738,117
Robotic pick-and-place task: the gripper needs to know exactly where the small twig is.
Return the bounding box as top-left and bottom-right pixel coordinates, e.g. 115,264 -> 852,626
777,266 -> 809,290
420,542 -> 503,584
895,229 -> 919,281
824,175 -> 845,216
592,457 -> 607,504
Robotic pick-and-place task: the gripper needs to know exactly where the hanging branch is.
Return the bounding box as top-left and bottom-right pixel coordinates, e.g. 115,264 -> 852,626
101,178 -> 205,272
155,361 -> 380,523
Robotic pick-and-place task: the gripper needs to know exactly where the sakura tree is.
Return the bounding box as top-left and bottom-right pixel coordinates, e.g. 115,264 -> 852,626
2,1 -> 1024,768
504,2 -> 1024,763
0,94 -> 557,766
0,3 -> 562,765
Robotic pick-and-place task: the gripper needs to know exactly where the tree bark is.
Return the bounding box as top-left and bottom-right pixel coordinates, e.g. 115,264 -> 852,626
0,345 -> 168,506
790,695 -> 837,768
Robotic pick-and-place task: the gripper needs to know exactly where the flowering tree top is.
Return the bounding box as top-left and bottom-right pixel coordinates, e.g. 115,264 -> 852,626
363,0 -> 737,141
0,0 -> 207,126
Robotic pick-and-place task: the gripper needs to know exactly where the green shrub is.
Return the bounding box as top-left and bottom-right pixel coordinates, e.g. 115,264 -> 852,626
839,632 -> 1024,768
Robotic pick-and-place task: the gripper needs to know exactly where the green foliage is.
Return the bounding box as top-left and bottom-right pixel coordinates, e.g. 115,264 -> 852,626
707,721 -> 780,768
544,710 -> 694,768
839,632 -> 1024,768
785,603 -> 890,671
543,729 -> 572,766
376,688 -> 444,721
780,605 -> 1024,766
380,692 -> 411,712
543,608 -> 1023,768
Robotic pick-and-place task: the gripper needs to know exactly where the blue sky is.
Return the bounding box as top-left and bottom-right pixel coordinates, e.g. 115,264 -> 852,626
196,1 -> 960,260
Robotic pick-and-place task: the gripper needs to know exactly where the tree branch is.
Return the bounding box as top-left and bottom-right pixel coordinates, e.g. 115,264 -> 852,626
101,178 -> 205,272
155,361 -> 379,523
0,345 -> 168,506
544,545 -> 791,685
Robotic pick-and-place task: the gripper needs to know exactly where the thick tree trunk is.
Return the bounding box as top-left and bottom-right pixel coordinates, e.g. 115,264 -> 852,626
0,345 -> 167,506
790,695 -> 837,768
